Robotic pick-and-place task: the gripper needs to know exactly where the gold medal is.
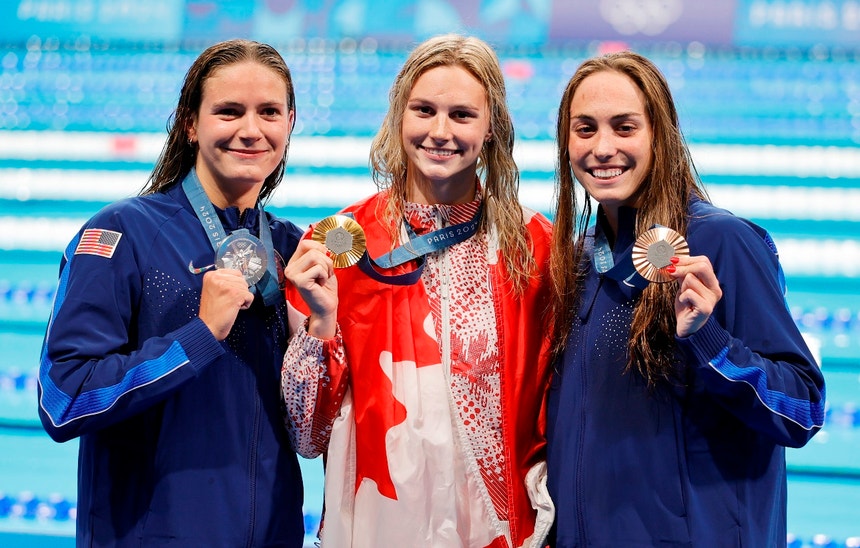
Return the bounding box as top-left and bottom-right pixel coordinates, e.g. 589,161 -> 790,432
312,215 -> 367,268
632,226 -> 689,283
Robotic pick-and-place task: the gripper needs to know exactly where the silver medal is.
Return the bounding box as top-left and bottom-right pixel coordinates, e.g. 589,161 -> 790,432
215,231 -> 268,286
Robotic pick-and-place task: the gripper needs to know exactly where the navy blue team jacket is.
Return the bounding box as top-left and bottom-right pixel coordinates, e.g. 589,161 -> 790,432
38,180 -> 306,547
547,197 -> 825,547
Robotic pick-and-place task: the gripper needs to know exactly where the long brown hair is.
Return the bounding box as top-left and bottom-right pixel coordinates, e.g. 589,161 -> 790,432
142,39 -> 296,204
369,34 -> 536,292
550,50 -> 708,386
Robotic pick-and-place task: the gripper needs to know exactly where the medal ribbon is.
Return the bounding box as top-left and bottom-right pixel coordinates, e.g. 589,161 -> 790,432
590,224 -> 650,290
356,205 -> 482,286
182,170 -> 281,306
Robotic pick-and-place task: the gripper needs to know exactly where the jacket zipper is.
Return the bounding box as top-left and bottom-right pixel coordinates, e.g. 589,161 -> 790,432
246,385 -> 261,547
575,285 -> 595,542
438,229 -> 509,544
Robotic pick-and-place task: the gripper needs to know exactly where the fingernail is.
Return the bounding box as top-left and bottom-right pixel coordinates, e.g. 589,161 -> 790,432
670,256 -> 680,264
666,264 -> 676,273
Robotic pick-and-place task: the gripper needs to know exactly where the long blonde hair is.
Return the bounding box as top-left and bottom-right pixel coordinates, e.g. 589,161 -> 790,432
369,34 -> 536,292
550,51 -> 708,386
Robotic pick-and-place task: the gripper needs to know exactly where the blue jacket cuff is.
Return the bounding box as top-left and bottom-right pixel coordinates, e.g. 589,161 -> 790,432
173,318 -> 226,373
676,315 -> 731,368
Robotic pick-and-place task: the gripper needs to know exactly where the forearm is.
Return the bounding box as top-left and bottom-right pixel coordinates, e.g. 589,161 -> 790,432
282,321 -> 349,457
678,316 -> 825,447
39,318 -> 224,442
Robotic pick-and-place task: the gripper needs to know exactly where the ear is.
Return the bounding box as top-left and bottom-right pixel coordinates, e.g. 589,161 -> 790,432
287,109 -> 296,134
186,117 -> 198,144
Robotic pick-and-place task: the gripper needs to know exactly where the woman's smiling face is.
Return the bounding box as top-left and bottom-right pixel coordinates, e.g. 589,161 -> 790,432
567,69 -> 653,227
189,61 -> 293,208
401,64 -> 492,205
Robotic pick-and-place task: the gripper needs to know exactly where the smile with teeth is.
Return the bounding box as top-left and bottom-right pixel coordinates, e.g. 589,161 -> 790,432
591,167 -> 624,179
423,147 -> 457,157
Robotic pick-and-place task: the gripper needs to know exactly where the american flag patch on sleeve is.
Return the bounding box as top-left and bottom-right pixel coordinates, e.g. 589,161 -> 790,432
74,229 -> 123,258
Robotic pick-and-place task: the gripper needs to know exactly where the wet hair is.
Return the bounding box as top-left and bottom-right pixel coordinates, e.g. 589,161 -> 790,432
142,39 -> 296,204
550,50 -> 708,386
369,33 -> 536,292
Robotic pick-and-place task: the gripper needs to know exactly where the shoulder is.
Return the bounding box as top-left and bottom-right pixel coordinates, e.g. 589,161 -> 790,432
340,192 -> 390,240
521,205 -> 553,246
686,197 -> 778,266
341,192 -> 384,218
265,209 -> 304,237
86,193 -> 182,232
522,205 -> 552,232
688,198 -> 768,246
64,193 -> 185,269
74,192 -> 190,262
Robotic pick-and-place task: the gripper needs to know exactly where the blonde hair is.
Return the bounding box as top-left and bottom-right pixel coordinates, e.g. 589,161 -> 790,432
369,34 -> 536,291
550,50 -> 708,386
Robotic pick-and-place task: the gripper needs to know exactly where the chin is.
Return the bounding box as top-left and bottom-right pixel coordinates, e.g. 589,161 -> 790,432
229,168 -> 269,183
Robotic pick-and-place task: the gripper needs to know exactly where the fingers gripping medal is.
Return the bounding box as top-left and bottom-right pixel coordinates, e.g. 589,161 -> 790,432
312,215 -> 367,268
632,226 -> 689,283
215,230 -> 268,286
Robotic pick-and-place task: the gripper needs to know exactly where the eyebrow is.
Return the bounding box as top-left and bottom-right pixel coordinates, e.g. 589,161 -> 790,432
571,112 -> 645,122
209,100 -> 285,110
407,97 -> 482,112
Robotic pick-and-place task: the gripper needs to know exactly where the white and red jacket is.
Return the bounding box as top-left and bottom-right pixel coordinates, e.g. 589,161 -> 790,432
283,190 -> 554,548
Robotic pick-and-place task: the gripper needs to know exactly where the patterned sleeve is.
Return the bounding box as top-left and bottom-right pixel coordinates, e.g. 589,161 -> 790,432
281,321 -> 350,458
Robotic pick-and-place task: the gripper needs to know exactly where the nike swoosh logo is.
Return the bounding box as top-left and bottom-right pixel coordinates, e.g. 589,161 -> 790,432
188,261 -> 215,274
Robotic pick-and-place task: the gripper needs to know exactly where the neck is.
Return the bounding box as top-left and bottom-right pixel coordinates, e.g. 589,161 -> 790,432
194,167 -> 262,212
406,171 -> 477,205
602,206 -> 619,240
200,179 -> 261,212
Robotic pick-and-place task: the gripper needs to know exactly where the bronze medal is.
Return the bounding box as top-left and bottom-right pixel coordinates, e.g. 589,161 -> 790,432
632,226 -> 689,283
312,215 -> 367,268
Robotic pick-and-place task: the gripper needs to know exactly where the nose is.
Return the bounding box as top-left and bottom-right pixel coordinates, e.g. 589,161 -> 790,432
238,114 -> 263,140
429,114 -> 451,140
593,130 -> 616,160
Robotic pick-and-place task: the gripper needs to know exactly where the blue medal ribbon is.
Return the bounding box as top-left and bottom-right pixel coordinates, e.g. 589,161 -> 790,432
590,225 -> 649,290
356,205 -> 482,286
182,170 -> 281,306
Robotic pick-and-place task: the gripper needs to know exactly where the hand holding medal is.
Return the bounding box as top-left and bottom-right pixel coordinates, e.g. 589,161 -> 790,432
632,226 -> 690,283
284,217 -> 355,341
311,215 -> 367,268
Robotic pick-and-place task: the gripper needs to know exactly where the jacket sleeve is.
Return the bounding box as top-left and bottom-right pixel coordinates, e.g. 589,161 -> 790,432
281,318 -> 350,458
38,210 -> 225,443
676,214 -> 825,448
